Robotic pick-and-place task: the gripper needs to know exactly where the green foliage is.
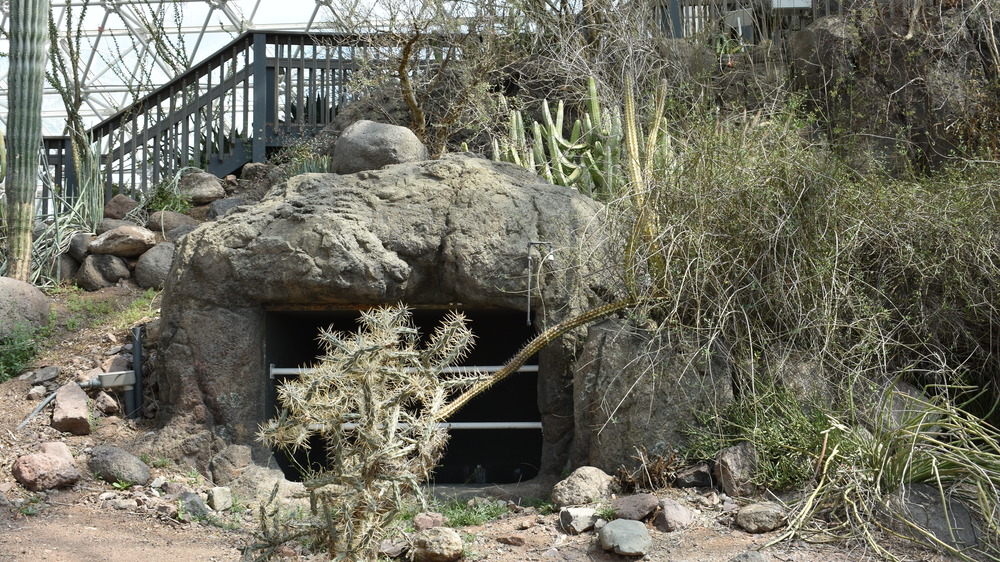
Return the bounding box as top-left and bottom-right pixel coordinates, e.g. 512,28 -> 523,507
0,325 -> 41,382
594,503 -> 618,521
440,499 -> 508,527
111,478 -> 133,491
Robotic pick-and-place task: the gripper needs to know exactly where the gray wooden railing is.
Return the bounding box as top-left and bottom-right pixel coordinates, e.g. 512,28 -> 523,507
46,31 -> 368,202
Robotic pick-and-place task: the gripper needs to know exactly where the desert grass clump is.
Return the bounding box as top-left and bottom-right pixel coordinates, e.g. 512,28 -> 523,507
256,306 -> 483,560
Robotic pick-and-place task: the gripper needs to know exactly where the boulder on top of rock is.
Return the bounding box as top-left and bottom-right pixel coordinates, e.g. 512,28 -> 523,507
104,194 -> 140,219
12,453 -> 81,491
134,242 -> 176,289
88,445 -> 151,486
552,466 -> 615,507
147,210 -> 199,233
89,225 -> 157,258
178,172 -> 225,205
332,120 -> 428,174
77,254 -> 130,291
0,277 -> 50,339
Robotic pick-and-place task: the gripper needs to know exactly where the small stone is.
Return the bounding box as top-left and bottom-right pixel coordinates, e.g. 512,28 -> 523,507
94,391 -> 120,415
728,552 -> 768,562
597,519 -> 652,556
207,486 -> 233,511
674,462 -> 714,488
87,445 -> 151,486
496,535 -> 525,546
736,502 -> 786,533
27,386 -> 46,400
178,491 -> 210,520
111,498 -> 139,510
30,366 -> 61,385
559,507 -> 598,535
654,498 -> 693,532
414,511 -> 447,531
551,466 -> 615,507
613,493 -> 659,520
38,442 -> 73,462
150,476 -> 167,489
410,527 -> 463,562
11,453 -> 82,491
51,383 -> 91,435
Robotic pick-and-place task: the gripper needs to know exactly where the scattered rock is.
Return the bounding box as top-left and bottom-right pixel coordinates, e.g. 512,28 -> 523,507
715,442 -> 757,497
736,502 -> 786,533
729,552 -> 768,562
409,526 -> 464,562
77,254 -> 131,291
597,519 -> 652,556
675,462 -> 714,488
150,476 -> 167,489
30,366 -> 61,386
134,242 -> 176,289
0,277 -> 51,338
496,535 -> 525,546
51,383 -> 92,435
559,507 -> 599,535
94,391 -> 120,415
178,172 -> 225,205
613,493 -> 659,521
88,445 -> 151,485
38,442 -> 74,462
27,385 -> 46,400
332,119 -> 428,174
178,491 -> 210,520
207,486 -> 233,511
414,511 -> 447,531
89,225 -> 158,258
104,194 -> 141,219
209,444 -> 252,486
654,498 -> 693,532
379,539 -> 407,558
551,466 -> 615,507
11,453 -> 82,491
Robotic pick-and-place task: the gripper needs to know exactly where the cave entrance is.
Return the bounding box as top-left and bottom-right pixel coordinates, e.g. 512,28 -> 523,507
265,306 -> 541,484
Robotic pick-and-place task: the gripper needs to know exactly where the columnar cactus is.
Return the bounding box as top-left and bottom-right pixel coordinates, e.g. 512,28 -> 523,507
4,0 -> 49,281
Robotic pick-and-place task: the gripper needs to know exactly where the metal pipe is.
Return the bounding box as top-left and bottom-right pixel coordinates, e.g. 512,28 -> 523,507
336,422 -> 542,431
131,326 -> 143,420
270,364 -> 540,378
16,390 -> 59,431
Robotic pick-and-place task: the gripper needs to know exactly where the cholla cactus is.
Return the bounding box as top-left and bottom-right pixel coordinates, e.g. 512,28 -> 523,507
258,306 -> 482,560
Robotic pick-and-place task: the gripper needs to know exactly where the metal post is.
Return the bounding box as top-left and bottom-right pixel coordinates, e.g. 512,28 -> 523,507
251,32 -> 268,163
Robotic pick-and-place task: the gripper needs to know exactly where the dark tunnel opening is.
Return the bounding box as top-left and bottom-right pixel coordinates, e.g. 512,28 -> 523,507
264,306 -> 541,484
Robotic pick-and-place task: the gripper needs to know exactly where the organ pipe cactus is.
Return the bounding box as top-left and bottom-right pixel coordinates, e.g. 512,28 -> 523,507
4,0 -> 50,281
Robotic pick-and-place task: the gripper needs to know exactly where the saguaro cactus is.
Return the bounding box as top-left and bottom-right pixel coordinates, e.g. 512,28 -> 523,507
4,0 -> 49,281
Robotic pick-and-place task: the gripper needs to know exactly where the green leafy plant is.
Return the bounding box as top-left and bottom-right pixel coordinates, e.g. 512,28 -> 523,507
595,503 -> 619,521
111,478 -> 133,491
0,325 -> 41,382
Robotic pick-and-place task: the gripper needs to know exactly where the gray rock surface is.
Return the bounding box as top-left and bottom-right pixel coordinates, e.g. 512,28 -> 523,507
551,466 -> 615,507
11,453 -> 82,491
147,210 -> 199,233
884,483 -> 979,550
559,507 -> 599,535
715,442 -> 757,497
613,493 -> 658,521
167,224 -> 198,241
104,194 -> 140,219
735,502 -> 786,533
0,277 -> 50,338
674,462 -> 714,488
134,242 -> 175,289
654,497 -> 693,532
89,225 -> 157,258
178,172 -> 225,205
51,383 -> 91,435
68,233 -> 93,262
97,218 -> 135,235
597,519 -> 651,556
88,445 -> 151,485
208,197 -> 245,219
572,319 -> 734,472
207,486 -> 233,511
729,552 -> 768,562
178,491 -> 211,520
209,444 -> 252,486
410,526 -> 464,562
157,154 -> 605,472
77,254 -> 130,291
332,120 -> 428,174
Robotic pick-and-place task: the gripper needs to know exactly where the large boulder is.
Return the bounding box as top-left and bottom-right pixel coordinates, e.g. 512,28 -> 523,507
0,277 -> 50,338
157,154 -> 607,472
571,319 -> 733,472
104,194 -> 140,219
134,242 -> 176,289
332,120 -> 428,174
551,466 -> 615,507
89,225 -> 157,258
77,254 -> 130,291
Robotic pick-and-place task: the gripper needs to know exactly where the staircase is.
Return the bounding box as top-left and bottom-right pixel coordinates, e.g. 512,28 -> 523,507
44,31 -> 363,204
